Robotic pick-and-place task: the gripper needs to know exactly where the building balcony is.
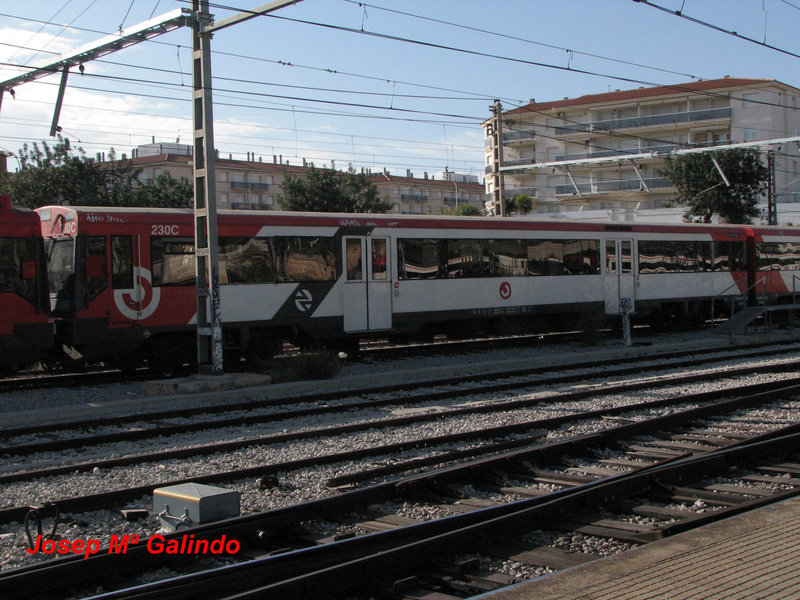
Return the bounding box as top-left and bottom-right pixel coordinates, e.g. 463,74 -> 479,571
503,187 -> 537,198
502,129 -> 536,145
230,181 -> 270,191
400,193 -> 429,202
554,107 -> 731,137
484,129 -> 536,148
485,157 -> 535,175
556,144 -> 680,162
555,177 -> 672,196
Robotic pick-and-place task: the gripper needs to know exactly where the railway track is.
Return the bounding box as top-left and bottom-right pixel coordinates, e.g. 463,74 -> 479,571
1,377 -> 799,598
4,338 -> 800,441
0,329 -> 596,393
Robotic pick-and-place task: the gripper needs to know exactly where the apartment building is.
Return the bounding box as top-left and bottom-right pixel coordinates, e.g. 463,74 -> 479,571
484,77 -> 800,220
129,146 -> 485,214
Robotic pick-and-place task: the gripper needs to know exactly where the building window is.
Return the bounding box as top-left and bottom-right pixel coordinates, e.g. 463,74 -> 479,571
219,171 -> 228,182
743,128 -> 760,141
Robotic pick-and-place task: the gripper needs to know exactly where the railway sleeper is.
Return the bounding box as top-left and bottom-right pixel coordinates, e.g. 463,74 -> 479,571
757,462 -> 800,476
681,427 -> 755,440
557,520 -> 664,544
565,465 -> 627,477
598,457 -> 660,469
530,468 -> 600,486
623,503 -> 700,521
701,482 -> 775,497
357,514 -> 422,533
670,433 -> 734,446
512,546 -> 599,571
413,567 -> 516,596
740,472 -> 799,485
387,575 -> 462,600
647,439 -> 723,452
655,484 -> 752,506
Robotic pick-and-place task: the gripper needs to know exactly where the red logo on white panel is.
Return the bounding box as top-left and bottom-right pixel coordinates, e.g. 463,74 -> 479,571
499,281 -> 512,300
114,267 -> 161,320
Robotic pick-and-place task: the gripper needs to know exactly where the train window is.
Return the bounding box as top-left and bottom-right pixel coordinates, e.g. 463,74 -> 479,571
86,236 -> 108,300
46,238 -> 75,310
447,239 -> 491,278
219,237 -> 274,284
488,240 -> 527,276
371,239 -> 387,280
346,239 -> 362,280
640,240 -> 728,273
0,237 -> 37,303
730,242 -> 747,271
757,242 -> 800,271
605,241 -> 617,274
112,236 -> 133,289
151,237 -> 196,286
275,237 -> 336,282
528,240 -> 564,276
620,241 -> 632,273
563,240 -> 601,275
398,239 -> 444,280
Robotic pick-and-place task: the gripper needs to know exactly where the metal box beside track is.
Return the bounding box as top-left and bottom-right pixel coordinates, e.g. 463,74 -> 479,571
153,483 -> 240,527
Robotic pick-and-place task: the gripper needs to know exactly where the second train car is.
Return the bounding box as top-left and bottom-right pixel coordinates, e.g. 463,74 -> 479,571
34,205 -> 800,372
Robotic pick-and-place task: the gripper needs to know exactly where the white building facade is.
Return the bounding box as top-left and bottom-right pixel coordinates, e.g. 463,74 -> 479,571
484,78 -> 800,222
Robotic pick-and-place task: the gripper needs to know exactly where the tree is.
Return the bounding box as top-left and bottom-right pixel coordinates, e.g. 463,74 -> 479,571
135,172 -> 193,208
452,204 -> 482,216
660,148 -> 769,223
2,137 -> 198,208
507,194 -> 533,215
4,137 -> 144,208
278,164 -> 392,213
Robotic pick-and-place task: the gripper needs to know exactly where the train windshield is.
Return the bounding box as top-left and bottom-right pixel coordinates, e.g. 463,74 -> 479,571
0,236 -> 38,304
45,237 -> 75,311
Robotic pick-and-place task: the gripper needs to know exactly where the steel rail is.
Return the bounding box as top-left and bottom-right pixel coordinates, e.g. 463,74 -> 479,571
2,383 -> 799,597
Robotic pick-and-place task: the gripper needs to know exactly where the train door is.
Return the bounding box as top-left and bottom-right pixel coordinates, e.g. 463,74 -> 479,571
108,234 -> 147,324
342,236 -> 392,332
603,239 -> 636,314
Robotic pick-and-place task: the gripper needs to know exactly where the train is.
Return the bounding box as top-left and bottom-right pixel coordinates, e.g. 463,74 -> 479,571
2,199 -> 800,375
0,196 -> 53,375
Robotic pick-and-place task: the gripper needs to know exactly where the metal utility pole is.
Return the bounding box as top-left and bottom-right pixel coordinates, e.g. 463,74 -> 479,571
0,2 -> 300,376
191,0 -> 301,374
489,100 -> 506,216
191,0 -> 223,375
767,150 -> 777,225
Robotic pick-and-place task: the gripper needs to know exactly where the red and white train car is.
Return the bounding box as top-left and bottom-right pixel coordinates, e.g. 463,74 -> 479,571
749,225 -> 800,302
36,205 -> 781,371
0,196 -> 52,373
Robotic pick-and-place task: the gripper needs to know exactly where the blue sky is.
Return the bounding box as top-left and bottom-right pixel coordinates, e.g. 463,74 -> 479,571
2,0 -> 800,178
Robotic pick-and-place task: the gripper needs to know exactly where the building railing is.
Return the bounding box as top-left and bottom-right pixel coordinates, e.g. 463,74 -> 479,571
555,177 -> 672,195
554,107 -> 731,136
556,144 -> 681,162
502,130 -> 536,144
401,193 -> 429,202
230,181 -> 270,190
503,187 -> 537,198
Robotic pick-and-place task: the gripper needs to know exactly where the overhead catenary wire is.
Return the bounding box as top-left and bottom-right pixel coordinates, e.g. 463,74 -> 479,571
2,3 -> 800,180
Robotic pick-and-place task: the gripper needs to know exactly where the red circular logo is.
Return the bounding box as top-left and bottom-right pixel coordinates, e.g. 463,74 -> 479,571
499,281 -> 512,300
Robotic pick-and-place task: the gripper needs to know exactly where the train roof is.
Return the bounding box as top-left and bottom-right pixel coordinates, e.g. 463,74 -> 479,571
32,205 -> 800,237
0,196 -> 41,229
